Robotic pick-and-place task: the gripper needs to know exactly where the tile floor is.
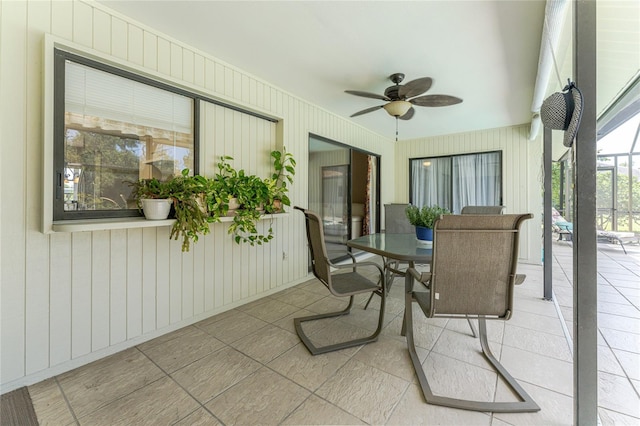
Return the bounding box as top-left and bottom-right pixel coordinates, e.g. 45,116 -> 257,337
551,239 -> 640,425
28,239 -> 640,425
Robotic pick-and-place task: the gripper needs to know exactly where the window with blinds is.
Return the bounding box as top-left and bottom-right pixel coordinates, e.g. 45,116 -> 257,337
53,50 -> 197,220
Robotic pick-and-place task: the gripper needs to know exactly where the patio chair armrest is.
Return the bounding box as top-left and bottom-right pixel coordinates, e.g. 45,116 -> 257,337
405,267 -> 432,292
407,267 -> 430,282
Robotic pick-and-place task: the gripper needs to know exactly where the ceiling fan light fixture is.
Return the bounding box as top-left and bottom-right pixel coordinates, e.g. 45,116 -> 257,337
383,100 -> 412,117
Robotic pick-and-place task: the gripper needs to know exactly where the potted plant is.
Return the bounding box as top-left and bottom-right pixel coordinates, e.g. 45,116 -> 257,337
405,204 -> 451,242
265,147 -> 296,213
128,177 -> 172,220
129,170 -> 214,251
209,155 -> 241,216
165,169 -> 216,252
229,173 -> 273,245
209,156 -> 274,245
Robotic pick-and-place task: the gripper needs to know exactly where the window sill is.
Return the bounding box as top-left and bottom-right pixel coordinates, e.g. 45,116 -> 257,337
51,213 -> 289,233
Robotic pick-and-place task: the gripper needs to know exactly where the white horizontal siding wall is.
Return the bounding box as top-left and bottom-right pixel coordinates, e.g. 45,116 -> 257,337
0,0 -> 393,391
395,125 -> 543,264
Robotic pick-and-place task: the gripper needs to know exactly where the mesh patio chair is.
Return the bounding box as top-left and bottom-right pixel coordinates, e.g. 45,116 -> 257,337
552,207 -> 638,254
294,206 -> 386,355
461,205 -> 511,335
363,203 -> 413,309
383,204 -> 415,276
463,206 -> 525,283
385,203 -> 415,234
461,205 -> 506,214
404,213 -> 540,412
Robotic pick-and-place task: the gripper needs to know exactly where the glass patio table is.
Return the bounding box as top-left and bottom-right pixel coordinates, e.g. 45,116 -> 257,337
347,233 -> 432,262
347,233 -> 432,290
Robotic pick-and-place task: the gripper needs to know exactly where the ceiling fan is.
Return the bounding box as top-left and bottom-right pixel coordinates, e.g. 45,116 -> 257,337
345,73 -> 463,121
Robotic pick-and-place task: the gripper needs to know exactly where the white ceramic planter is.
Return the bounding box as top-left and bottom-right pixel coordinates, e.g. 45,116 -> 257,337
228,197 -> 240,210
226,197 -> 240,216
141,198 -> 172,220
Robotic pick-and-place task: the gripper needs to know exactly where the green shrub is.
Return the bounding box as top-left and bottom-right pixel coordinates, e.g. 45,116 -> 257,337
405,204 -> 451,228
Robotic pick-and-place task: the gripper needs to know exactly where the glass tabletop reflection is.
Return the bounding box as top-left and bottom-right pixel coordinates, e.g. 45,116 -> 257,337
347,233 -> 432,263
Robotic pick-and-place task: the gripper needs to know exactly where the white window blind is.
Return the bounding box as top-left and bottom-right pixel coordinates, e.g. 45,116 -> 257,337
65,61 -> 192,134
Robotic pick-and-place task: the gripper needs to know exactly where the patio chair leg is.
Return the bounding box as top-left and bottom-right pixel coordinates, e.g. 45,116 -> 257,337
405,294 -> 540,412
617,238 -> 628,254
363,292 -> 376,310
295,292 -> 386,355
364,260 -> 393,310
466,316 -> 477,338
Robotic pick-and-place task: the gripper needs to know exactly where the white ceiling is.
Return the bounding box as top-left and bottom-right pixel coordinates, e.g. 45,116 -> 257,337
98,0 -> 546,141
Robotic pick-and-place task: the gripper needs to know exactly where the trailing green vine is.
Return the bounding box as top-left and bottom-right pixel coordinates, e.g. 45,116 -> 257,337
129,150 -> 295,251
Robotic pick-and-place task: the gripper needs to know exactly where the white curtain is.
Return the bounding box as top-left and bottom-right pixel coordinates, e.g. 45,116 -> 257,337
452,152 -> 501,213
367,156 -> 377,234
411,157 -> 451,208
411,152 -> 501,213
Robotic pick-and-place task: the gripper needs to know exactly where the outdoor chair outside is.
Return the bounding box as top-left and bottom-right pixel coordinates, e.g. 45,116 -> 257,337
551,207 -> 638,253
404,213 -> 540,413
294,206 -> 386,355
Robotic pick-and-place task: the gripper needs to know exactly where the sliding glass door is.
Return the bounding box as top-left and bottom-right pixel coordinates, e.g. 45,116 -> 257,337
410,151 -> 502,213
308,135 -> 380,260
321,164 -> 350,246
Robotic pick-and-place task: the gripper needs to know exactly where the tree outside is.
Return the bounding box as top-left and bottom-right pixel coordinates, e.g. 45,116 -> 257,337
551,156 -> 640,232
595,155 -> 640,232
65,129 -> 143,210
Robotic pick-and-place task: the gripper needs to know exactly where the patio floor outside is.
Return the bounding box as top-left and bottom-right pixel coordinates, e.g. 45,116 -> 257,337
28,239 -> 639,425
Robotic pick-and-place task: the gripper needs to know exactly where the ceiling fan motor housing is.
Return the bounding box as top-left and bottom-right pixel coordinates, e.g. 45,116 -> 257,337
384,86 -> 401,100
389,73 -> 405,84
385,73 -> 405,100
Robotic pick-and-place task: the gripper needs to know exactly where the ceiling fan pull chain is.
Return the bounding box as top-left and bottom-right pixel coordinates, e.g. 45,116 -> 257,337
395,117 -> 399,141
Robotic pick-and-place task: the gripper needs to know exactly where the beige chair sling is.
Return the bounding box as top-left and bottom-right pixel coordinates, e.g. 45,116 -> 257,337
460,204 -> 512,335
363,203 -> 413,309
382,203 -> 414,280
461,205 -> 506,215
462,206 -> 526,286
385,203 -> 415,234
294,206 -> 386,355
404,213 -> 540,412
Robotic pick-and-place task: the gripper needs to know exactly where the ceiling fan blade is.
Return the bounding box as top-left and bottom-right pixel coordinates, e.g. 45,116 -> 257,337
399,77 -> 433,99
350,105 -> 384,117
410,94 -> 463,107
398,107 -> 415,120
345,90 -> 390,101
